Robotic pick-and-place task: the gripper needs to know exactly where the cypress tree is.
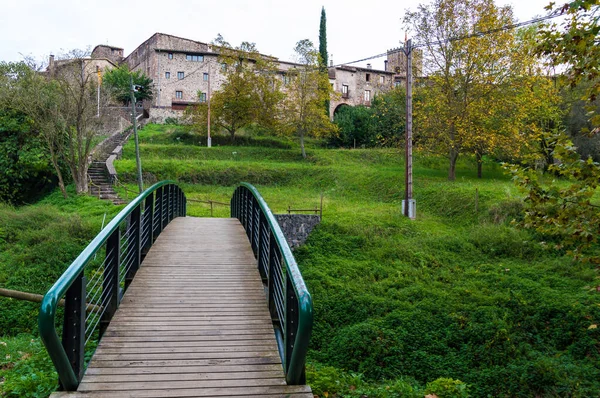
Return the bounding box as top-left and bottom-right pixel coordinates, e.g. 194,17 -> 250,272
319,6 -> 330,116
319,7 -> 328,69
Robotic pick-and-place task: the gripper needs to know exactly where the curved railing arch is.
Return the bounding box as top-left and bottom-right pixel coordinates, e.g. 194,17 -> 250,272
231,183 -> 314,385
39,181 -> 186,390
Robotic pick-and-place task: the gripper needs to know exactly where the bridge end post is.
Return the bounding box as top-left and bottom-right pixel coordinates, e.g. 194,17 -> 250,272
61,272 -> 86,386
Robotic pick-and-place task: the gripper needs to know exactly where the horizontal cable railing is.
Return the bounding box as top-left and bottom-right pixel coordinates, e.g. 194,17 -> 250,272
231,183 -> 314,385
38,181 -> 186,390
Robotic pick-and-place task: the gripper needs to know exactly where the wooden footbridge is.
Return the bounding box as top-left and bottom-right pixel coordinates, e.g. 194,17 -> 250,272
39,182 -> 313,397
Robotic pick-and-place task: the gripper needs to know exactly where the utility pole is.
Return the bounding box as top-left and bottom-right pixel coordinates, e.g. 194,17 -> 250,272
403,38 -> 415,219
207,63 -> 212,148
96,66 -> 101,118
129,75 -> 144,194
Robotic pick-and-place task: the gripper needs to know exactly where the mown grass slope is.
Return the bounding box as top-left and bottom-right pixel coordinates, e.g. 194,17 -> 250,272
112,124 -> 600,397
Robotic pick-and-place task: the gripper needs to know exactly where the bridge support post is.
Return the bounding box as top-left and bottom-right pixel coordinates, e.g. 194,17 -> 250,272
125,204 -> 141,289
61,272 -> 86,385
257,213 -> 268,281
285,274 -> 303,383
100,228 -> 120,338
156,187 -> 164,234
143,194 -> 154,255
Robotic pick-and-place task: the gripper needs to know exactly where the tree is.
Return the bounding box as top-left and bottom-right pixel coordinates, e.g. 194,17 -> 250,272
405,0 -> 522,180
319,6 -> 330,116
282,40 -> 337,158
187,36 -> 282,140
102,64 -> 153,105
508,0 -> 600,262
1,52 -> 109,197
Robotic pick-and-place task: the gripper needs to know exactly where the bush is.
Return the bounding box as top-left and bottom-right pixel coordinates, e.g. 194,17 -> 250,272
425,378 -> 469,398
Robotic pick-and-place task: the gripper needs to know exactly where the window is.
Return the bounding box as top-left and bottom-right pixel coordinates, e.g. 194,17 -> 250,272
342,84 -> 348,94
221,63 -> 227,71
366,73 -> 370,82
165,72 -> 170,79
364,90 -> 371,102
199,92 -> 207,102
283,75 -> 290,85
186,54 -> 204,62
379,75 -> 385,84
177,71 -> 184,80
175,91 -> 183,99
168,53 -> 173,59
394,81 -> 402,88
203,73 -> 209,81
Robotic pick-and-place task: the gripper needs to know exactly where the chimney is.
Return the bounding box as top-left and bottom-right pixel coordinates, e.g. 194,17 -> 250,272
366,63 -> 372,69
384,60 -> 388,72
49,54 -> 55,72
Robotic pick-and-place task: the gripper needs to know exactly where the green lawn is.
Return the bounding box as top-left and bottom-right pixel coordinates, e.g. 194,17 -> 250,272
113,124 -> 600,397
1,123 -> 598,397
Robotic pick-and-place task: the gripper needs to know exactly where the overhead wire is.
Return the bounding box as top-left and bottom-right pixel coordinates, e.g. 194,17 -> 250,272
333,11 -> 564,67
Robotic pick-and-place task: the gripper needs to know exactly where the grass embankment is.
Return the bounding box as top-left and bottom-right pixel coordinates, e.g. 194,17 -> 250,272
0,189 -> 123,397
112,124 -> 600,397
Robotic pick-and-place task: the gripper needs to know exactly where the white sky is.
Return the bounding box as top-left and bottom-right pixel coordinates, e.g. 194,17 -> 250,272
1,0 -> 553,70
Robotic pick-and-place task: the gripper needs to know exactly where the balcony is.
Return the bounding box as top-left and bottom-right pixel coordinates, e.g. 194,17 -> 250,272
341,91 -> 349,99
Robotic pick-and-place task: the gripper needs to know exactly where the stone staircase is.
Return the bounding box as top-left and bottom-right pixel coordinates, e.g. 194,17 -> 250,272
88,162 -> 127,205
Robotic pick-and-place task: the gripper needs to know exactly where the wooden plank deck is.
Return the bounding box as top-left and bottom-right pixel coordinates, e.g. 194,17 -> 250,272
52,217 -> 312,398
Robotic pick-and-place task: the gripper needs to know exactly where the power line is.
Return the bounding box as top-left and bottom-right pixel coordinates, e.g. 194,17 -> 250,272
333,11 -> 564,67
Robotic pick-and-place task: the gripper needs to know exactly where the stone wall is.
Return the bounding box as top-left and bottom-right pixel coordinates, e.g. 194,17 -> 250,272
329,66 -> 394,117
274,214 -> 321,250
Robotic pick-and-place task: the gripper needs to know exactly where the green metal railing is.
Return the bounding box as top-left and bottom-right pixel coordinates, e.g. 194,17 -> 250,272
231,183 -> 314,385
38,181 -> 186,390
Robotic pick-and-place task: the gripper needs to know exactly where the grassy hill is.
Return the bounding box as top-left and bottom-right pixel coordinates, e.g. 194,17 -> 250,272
112,124 -> 600,397
1,123 -> 598,397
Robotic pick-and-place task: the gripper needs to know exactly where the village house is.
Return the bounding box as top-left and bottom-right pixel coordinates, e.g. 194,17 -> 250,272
88,33 -> 418,122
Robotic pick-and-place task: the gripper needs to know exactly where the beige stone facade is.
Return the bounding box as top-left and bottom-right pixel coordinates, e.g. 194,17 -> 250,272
87,33 -> 416,122
329,65 -> 395,117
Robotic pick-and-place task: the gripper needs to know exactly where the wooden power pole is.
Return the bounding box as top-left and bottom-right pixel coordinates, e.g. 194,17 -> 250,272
403,39 -> 415,219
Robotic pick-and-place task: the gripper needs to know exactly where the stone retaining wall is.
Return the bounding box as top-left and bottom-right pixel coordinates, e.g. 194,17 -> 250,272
274,214 -> 321,250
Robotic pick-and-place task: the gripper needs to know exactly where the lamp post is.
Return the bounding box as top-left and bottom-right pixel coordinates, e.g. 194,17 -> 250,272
129,75 -> 143,194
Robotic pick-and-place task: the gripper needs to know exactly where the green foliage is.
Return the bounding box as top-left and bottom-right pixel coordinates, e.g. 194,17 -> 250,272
0,109 -> 56,204
0,335 -> 57,397
332,105 -> 376,147
425,378 -> 469,398
163,117 -> 180,125
0,190 -> 119,335
110,124 -> 600,396
102,64 -> 153,105
187,36 -> 283,139
507,131 -> 600,262
331,90 -> 406,148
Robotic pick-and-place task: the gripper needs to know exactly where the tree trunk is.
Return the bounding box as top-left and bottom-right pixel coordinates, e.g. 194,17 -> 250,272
476,152 -> 483,179
74,167 -> 88,194
448,148 -> 458,181
300,132 -> 306,159
48,145 -> 68,198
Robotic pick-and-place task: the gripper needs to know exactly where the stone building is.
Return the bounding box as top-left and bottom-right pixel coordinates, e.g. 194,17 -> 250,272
329,64 -> 394,116
87,32 -> 415,122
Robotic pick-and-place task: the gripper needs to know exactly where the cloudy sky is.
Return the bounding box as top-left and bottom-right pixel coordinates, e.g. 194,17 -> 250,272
1,0 -> 554,69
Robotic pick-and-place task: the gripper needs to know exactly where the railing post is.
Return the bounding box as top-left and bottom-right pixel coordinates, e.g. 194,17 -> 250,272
156,186 -> 164,233
268,234 -> 278,320
143,194 -> 154,254
168,185 -> 173,222
285,274 -> 299,378
100,228 -> 120,338
61,271 -> 86,385
126,204 -> 141,289
257,213 -> 267,280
